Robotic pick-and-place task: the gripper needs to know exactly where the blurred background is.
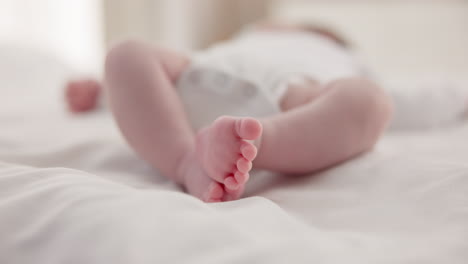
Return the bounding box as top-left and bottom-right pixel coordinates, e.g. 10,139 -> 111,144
0,0 -> 467,78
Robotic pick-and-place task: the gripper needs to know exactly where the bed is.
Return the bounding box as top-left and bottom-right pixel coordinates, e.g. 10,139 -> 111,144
0,46 -> 467,264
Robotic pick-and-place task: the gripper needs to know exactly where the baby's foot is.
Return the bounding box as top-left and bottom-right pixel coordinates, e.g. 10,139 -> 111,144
179,150 -> 225,203
178,116 -> 262,202
196,116 -> 262,198
65,79 -> 101,113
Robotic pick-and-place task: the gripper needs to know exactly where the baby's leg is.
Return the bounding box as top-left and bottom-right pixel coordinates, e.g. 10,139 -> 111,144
255,78 -> 393,173
105,41 -> 191,181
105,41 -> 260,202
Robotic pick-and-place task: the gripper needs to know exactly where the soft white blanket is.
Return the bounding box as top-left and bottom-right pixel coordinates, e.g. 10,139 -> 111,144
0,48 -> 467,263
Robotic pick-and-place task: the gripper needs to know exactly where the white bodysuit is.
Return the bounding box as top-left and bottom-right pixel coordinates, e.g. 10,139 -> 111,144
177,31 -> 467,130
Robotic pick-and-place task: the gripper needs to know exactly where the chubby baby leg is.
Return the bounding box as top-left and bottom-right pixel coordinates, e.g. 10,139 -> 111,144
105,41 -> 260,202
254,77 -> 393,173
105,41 -> 193,181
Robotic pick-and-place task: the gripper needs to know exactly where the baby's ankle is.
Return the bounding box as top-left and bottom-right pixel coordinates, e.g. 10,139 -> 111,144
174,147 -> 195,185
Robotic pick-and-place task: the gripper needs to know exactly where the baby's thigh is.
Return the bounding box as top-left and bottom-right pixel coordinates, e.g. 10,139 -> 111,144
279,77 -> 323,111
324,77 -> 393,141
105,40 -> 190,83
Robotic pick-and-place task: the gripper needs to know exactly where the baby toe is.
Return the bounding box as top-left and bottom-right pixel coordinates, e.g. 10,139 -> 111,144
236,157 -> 252,174
223,184 -> 245,201
240,141 -> 257,161
235,118 -> 263,140
224,176 -> 240,190
234,171 -> 249,185
204,182 -> 224,202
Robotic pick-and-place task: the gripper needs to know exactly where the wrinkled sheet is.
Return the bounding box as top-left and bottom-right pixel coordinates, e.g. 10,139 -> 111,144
0,48 -> 467,263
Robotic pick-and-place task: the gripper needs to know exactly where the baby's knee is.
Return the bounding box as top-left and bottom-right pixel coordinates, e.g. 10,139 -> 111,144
328,78 -> 394,147
106,41 -> 171,85
106,41 -> 154,75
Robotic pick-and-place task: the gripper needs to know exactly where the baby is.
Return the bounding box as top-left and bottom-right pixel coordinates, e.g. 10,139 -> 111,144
66,22 -> 396,202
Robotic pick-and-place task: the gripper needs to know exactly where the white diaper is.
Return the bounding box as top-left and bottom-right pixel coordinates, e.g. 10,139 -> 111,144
176,61 -> 284,130
176,30 -> 362,130
178,31 -> 468,131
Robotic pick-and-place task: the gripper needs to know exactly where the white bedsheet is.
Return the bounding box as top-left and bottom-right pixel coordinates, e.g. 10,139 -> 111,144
0,48 -> 467,263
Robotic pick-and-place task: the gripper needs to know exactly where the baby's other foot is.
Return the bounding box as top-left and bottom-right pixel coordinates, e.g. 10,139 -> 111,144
65,79 -> 101,113
196,116 -> 262,199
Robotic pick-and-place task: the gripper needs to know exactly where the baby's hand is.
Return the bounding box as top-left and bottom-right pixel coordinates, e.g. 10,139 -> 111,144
65,79 -> 101,113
